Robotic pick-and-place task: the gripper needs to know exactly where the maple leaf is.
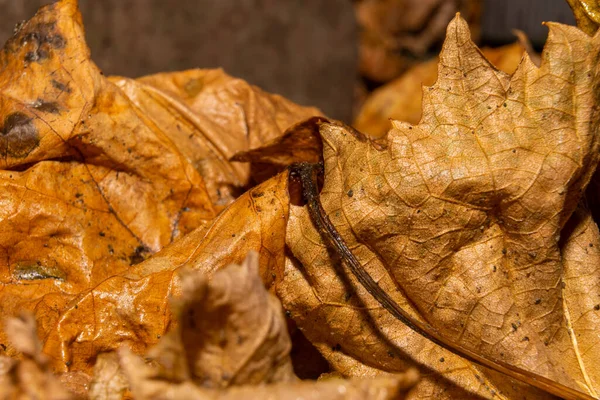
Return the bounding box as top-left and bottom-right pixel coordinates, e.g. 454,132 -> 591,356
354,42 -> 532,137
0,0 -> 317,373
254,14 -> 600,400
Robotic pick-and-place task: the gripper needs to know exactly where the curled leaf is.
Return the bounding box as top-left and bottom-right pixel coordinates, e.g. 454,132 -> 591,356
279,14 -> 600,399
149,251 -> 296,387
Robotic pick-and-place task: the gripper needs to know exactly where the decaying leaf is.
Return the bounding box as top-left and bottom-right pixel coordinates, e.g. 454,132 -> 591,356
38,171 -> 290,374
354,42 -> 530,137
115,254 -> 418,398
567,0 -> 600,35
0,314 -> 73,400
88,352 -> 128,400
269,14 -> 600,399
147,251 -> 296,387
0,0 -> 316,375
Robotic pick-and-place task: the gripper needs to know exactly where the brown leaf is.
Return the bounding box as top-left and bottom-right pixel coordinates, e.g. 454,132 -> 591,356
110,254 -> 416,399
111,70 -> 321,208
354,42 -> 531,137
278,15 -> 600,399
121,347 -> 416,400
148,252 -> 296,387
0,0 -> 315,376
0,314 -> 73,400
566,0 -> 600,36
88,353 -> 128,400
40,171 -> 290,374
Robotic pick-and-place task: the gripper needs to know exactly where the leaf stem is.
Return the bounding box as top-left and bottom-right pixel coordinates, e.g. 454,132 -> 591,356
291,161 -> 595,400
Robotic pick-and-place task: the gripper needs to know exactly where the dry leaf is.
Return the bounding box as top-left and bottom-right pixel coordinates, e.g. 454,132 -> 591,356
147,252 -> 296,387
272,14 -> 600,399
0,314 -> 73,400
354,42 -> 530,137
121,346 -> 416,400
0,0 -> 315,375
116,255 -> 418,398
567,0 -> 600,35
39,171 -> 290,374
111,69 -> 321,208
88,353 -> 128,400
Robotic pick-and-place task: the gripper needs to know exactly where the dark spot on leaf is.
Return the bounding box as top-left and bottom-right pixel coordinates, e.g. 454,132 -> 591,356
439,357 -> 445,362
20,23 -> 66,64
32,99 -> 61,114
522,336 -> 529,342
594,304 -> 600,311
0,343 -> 6,351
99,231 -> 105,237
511,323 -> 518,331
492,265 -> 497,272
501,248 -> 507,255
129,245 -> 151,265
332,343 -> 341,351
347,189 -> 353,197
251,191 -> 264,198
51,79 -> 71,93
535,299 -> 541,305
0,112 -> 40,158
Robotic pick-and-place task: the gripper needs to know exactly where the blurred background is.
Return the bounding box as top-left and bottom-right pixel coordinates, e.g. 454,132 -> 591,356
0,0 -> 576,123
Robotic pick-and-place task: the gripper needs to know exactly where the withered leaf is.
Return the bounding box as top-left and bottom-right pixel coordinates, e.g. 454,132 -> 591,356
277,15 -> 600,399
147,252 -> 296,387
0,0 -> 317,376
354,42 -> 531,137
40,171 -> 290,373
0,314 -> 73,400
354,0 -> 481,82
121,345 -> 417,400
116,254 -> 418,398
567,0 -> 600,35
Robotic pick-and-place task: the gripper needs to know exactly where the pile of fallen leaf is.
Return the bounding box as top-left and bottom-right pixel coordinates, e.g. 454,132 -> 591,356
1,0 -> 600,399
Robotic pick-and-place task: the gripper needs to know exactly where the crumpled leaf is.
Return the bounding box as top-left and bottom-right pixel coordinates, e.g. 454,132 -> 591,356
111,69 -> 321,208
0,0 -> 317,374
40,171 -> 290,374
567,0 -> 600,35
88,352 -> 128,400
354,42 -> 530,137
121,345 -> 417,400
0,314 -> 73,400
115,254 -> 418,398
275,15 -> 600,399
147,251 -> 296,387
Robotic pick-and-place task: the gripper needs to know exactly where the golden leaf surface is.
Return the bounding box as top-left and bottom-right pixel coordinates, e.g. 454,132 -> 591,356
278,15 -> 600,399
354,42 -> 530,137
0,0 -> 311,375
567,0 -> 600,35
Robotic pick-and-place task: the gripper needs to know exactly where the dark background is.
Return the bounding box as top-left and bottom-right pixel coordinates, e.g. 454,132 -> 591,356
0,0 -> 576,122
